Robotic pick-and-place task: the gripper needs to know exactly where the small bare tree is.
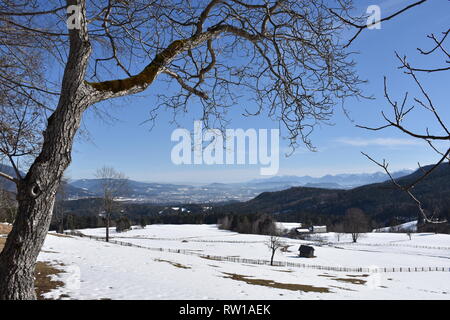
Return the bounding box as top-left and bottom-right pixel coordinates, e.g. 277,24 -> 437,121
95,166 -> 128,242
266,235 -> 284,266
333,222 -> 345,242
344,208 -> 369,243
406,231 -> 412,241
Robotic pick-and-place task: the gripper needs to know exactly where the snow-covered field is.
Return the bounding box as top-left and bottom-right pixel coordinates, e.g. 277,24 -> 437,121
373,220 -> 418,233
37,224 -> 450,300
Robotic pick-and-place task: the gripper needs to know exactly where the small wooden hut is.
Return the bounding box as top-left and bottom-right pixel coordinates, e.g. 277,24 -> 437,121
298,245 -> 315,258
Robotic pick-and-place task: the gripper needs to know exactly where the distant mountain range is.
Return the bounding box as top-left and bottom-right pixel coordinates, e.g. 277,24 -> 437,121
68,169 -> 413,203
248,170 -> 413,189
0,163 -> 413,204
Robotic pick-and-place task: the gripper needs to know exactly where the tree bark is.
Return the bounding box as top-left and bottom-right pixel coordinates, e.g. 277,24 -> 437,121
0,97 -> 89,298
0,0 -> 92,299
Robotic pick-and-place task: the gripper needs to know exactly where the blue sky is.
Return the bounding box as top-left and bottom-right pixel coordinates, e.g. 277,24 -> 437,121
67,0 -> 449,183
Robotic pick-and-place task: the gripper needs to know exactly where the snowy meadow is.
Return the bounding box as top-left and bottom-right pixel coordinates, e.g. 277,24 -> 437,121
34,224 -> 450,300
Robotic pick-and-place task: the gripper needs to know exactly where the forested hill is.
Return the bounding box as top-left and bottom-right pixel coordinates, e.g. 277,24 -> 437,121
214,163 -> 450,224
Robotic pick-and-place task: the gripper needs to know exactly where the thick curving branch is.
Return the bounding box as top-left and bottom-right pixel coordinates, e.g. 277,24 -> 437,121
85,24 -> 261,102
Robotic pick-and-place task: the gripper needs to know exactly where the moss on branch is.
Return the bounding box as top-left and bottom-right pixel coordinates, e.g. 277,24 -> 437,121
86,39 -> 186,94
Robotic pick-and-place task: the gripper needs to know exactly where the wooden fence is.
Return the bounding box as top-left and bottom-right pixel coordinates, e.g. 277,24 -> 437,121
63,231 -> 450,274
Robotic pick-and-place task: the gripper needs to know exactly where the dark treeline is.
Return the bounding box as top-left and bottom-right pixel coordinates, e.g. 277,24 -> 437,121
44,197 -> 410,234
217,213 -> 277,235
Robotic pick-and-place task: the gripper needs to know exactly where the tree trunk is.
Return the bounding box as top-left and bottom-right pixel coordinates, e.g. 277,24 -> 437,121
270,250 -> 275,266
0,92 -> 90,299
106,213 -> 110,242
0,1 -> 92,298
0,183 -> 58,299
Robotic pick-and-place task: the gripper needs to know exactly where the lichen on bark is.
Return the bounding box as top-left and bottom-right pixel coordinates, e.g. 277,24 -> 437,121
86,39 -> 186,93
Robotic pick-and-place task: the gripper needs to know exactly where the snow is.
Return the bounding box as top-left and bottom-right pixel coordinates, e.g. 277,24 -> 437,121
276,222 -> 302,231
373,220 -> 418,233
37,225 -> 450,300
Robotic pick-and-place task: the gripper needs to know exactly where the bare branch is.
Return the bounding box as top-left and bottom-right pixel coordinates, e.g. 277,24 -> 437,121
330,0 -> 429,47
162,68 -> 209,100
361,152 -> 447,224
0,171 -> 18,185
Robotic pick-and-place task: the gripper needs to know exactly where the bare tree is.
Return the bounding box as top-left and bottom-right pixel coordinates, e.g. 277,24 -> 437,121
333,222 -> 345,242
330,0 -> 448,226
344,208 -> 369,243
357,29 -> 449,226
266,234 -> 284,266
95,166 -> 128,242
0,0 -> 424,299
406,231 -> 412,241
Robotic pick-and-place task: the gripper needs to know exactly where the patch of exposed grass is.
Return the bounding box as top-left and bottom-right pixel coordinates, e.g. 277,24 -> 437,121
221,272 -> 330,293
48,233 -> 73,238
34,262 -> 66,300
1,231 -> 66,300
0,224 -> 12,235
154,258 -> 191,269
346,274 -> 370,278
330,285 -> 356,292
318,274 -> 334,278
273,269 -> 294,273
41,250 -> 58,254
331,277 -> 367,285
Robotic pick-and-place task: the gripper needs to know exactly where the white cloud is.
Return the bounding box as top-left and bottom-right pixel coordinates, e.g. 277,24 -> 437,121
335,137 -> 422,147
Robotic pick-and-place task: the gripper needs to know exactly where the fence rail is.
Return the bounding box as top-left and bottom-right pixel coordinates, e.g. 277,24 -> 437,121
320,241 -> 450,251
63,231 -> 450,274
